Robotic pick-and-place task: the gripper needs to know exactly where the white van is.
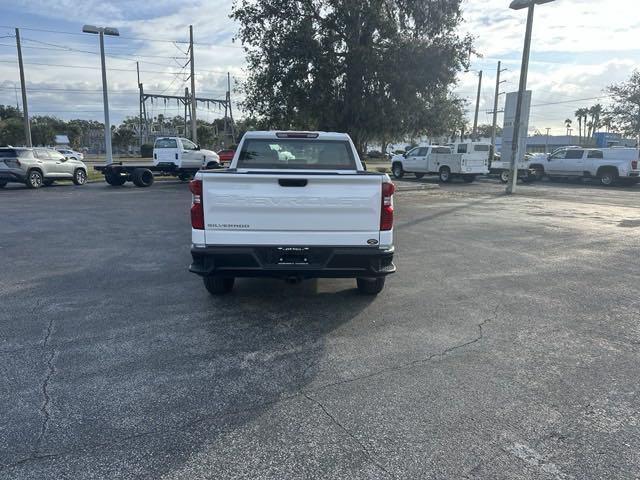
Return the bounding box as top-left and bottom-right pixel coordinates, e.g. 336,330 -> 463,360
153,137 -> 220,169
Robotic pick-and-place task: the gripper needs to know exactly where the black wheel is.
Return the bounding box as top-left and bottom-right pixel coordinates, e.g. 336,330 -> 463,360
105,169 -> 126,186
414,173 -> 425,179
599,170 -> 617,186
462,175 -> 476,183
392,163 -> 404,179
132,168 -> 154,188
26,170 -> 43,189
203,276 -> 235,295
73,169 -> 87,186
0,180 -> 7,188
43,179 -> 55,186
356,277 -> 385,295
178,172 -> 192,182
531,169 -> 544,181
499,170 -> 510,183
439,167 -> 452,183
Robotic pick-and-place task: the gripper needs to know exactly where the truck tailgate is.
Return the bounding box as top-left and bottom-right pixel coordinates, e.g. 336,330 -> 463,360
202,173 -> 382,246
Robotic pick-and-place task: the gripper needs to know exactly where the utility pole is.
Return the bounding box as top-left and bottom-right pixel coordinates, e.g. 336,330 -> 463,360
184,87 -> 189,136
189,25 -> 197,144
227,72 -> 236,142
507,5 -> 535,194
491,62 -> 507,159
472,70 -> 483,141
15,28 -> 32,147
137,62 -> 143,149
545,127 -> 550,153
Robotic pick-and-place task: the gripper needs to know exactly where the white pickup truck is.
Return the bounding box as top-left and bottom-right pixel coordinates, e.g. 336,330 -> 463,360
188,131 -> 396,295
391,144 -> 488,183
527,147 -> 640,186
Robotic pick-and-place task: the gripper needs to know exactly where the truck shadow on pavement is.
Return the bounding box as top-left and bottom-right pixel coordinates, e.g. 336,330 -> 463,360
0,266 -> 376,478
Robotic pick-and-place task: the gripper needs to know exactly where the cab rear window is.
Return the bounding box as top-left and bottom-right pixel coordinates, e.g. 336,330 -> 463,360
154,139 -> 178,148
237,139 -> 356,170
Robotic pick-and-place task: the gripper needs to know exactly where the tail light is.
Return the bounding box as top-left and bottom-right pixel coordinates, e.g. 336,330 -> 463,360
632,160 -> 638,170
380,181 -> 395,231
189,179 -> 204,230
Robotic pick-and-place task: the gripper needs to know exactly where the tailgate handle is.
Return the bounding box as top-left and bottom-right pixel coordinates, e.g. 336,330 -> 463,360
278,179 -> 308,187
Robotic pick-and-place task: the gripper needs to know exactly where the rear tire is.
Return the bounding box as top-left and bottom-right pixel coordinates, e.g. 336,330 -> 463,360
439,167 -> 452,183
499,170 -> 510,183
203,276 -> 235,295
73,169 -> 87,186
356,277 -> 385,295
105,169 -> 126,186
132,168 -> 154,188
599,170 -> 617,186
392,163 -> 404,179
414,173 -> 425,179
26,170 -> 43,189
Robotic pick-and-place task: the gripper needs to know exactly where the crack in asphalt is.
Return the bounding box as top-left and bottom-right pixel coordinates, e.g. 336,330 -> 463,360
1,305 -> 500,472
303,392 -> 394,479
34,317 -> 56,454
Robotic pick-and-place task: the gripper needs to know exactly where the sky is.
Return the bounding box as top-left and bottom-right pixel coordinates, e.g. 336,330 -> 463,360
0,0 -> 638,136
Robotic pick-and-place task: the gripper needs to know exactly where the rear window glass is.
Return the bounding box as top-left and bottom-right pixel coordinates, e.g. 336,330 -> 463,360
565,149 -> 584,159
432,147 -> 451,154
457,144 -> 468,154
474,145 -> 490,152
237,139 -> 356,170
154,139 -> 177,148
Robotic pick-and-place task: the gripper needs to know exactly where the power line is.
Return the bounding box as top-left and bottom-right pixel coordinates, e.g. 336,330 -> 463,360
0,59 -> 243,77
0,25 -> 242,48
0,41 -> 185,60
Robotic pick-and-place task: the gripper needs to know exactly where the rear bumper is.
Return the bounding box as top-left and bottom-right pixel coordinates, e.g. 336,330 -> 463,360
0,168 -> 27,182
190,245 -> 396,279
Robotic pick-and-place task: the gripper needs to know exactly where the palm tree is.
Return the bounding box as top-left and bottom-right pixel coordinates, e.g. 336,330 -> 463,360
564,118 -> 572,136
588,104 -> 603,138
575,108 -> 588,142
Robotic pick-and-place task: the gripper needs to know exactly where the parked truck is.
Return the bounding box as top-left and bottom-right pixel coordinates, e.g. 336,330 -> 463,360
528,147 -> 640,186
391,144 -> 488,183
94,137 -> 220,187
188,131 -> 396,295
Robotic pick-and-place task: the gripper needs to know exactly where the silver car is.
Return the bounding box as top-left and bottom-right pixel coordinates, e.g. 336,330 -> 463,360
0,147 -> 88,189
57,148 -> 85,161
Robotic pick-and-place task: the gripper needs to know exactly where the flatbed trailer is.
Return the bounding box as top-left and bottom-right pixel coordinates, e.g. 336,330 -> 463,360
94,162 -> 202,187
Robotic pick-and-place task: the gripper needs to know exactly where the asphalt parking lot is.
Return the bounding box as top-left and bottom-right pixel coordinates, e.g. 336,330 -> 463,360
1,178 -> 639,479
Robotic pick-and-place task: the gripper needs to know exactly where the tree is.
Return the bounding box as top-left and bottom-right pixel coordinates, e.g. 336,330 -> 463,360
607,71 -> 640,139
587,103 -> 603,137
231,0 -> 473,152
564,118 -> 572,135
0,105 -> 22,121
575,107 -> 588,142
476,123 -> 502,138
0,117 -> 25,146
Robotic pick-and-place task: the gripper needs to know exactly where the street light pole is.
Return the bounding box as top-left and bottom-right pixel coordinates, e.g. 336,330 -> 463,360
507,0 -> 556,194
472,70 -> 483,141
83,25 -> 119,165
545,127 -> 551,154
507,5 -> 535,194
